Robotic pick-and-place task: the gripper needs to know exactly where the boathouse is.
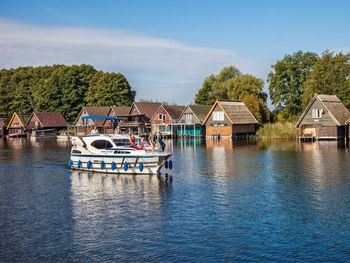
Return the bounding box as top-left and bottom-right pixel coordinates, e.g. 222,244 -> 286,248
74,106 -> 110,135
123,102 -> 161,135
176,105 -> 212,137
295,94 -> 350,140
103,105 -> 131,133
27,112 -> 68,137
7,112 -> 31,138
150,105 -> 185,137
203,100 -> 258,138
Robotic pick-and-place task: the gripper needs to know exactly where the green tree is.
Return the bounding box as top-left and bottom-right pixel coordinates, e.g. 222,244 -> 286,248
268,51 -> 319,121
226,74 -> 270,124
194,66 -> 241,105
302,51 -> 350,109
85,72 -> 135,107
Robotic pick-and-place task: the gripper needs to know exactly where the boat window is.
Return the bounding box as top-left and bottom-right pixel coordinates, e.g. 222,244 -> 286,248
113,139 -> 131,146
91,140 -> 113,149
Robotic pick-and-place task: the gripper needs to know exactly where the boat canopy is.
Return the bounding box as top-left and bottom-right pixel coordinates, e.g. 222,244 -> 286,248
81,115 -> 121,121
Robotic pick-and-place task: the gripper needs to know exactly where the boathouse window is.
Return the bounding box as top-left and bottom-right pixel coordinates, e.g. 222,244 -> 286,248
185,114 -> 192,123
158,114 -> 163,120
312,109 -> 323,119
91,140 -> 113,149
213,111 -> 224,121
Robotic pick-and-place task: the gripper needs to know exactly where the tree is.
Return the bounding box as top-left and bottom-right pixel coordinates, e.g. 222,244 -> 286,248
194,66 -> 241,105
268,51 -> 319,121
226,74 -> 270,124
85,72 -> 135,107
302,51 -> 350,109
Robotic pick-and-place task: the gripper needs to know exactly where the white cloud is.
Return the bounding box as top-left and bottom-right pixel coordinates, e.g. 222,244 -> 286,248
0,19 -> 269,104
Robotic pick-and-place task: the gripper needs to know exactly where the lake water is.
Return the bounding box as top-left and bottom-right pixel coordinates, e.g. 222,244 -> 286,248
1,138 -> 350,262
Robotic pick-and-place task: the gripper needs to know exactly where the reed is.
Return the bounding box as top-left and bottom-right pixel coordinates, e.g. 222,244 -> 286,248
257,122 -> 297,139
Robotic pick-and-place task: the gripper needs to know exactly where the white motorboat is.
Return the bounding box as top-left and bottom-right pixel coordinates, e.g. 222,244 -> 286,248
68,134 -> 173,175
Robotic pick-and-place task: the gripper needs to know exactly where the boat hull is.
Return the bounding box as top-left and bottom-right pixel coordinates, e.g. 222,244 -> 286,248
69,153 -> 172,175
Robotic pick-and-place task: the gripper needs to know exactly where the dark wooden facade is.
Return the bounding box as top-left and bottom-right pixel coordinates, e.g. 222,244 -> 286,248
0,119 -> 6,137
203,100 -> 258,138
296,95 -> 350,140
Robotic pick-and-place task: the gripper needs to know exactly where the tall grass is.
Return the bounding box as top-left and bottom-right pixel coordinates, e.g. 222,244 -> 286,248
257,122 -> 297,139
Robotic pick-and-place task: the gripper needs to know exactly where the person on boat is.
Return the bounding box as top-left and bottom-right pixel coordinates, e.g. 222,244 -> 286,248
129,133 -> 136,147
157,131 -> 166,152
90,125 -> 99,135
148,132 -> 157,153
114,126 -> 121,134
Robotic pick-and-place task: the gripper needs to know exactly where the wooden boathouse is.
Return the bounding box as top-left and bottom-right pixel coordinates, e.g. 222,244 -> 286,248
74,106 -> 110,135
203,100 -> 258,139
7,112 -> 31,138
296,94 -> 350,141
151,105 -> 185,137
103,105 -> 131,134
176,105 -> 212,137
0,118 -> 6,137
27,112 -> 68,137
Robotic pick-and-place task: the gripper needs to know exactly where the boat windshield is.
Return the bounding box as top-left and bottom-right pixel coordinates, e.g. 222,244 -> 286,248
113,138 -> 140,146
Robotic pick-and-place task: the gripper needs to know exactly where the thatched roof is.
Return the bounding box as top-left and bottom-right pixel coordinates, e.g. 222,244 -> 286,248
296,94 -> 350,127
188,105 -> 212,124
204,100 -> 258,124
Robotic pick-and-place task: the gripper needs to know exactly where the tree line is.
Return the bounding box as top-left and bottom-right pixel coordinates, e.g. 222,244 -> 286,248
195,50 -> 350,123
0,64 -> 135,122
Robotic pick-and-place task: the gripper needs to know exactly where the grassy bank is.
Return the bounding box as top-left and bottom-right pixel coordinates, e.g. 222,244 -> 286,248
257,122 -> 297,139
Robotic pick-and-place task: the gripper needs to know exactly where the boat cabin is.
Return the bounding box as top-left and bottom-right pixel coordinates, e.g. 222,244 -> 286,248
295,94 -> 350,140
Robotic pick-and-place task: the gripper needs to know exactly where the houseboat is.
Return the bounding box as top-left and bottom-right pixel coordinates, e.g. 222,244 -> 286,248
68,134 -> 173,175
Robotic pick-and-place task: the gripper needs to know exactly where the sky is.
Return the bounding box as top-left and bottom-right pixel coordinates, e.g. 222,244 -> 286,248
0,0 -> 350,105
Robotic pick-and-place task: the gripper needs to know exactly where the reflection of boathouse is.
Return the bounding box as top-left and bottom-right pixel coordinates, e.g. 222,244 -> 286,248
296,95 -> 350,141
203,99 -> 258,138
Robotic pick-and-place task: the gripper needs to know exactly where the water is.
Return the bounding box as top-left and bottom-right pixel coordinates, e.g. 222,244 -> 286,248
1,138 -> 350,262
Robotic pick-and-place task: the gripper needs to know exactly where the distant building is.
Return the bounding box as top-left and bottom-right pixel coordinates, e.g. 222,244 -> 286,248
7,112 -> 31,138
203,99 -> 258,138
151,105 -> 185,137
74,106 -> 110,135
103,105 -> 131,134
176,105 -> 212,137
295,94 -> 350,140
27,112 -> 68,137
124,102 -> 161,135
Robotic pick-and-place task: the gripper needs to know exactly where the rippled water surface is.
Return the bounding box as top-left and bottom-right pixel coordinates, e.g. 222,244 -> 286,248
1,138 -> 350,262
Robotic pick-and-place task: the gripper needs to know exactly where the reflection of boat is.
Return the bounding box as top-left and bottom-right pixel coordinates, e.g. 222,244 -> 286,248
30,128 -> 57,138
56,132 -> 70,140
68,134 -> 173,175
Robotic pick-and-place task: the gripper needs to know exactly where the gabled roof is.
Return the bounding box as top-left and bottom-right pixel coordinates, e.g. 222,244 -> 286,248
162,105 -> 185,121
188,105 -> 212,124
74,106 -> 110,126
131,102 -> 162,119
30,112 -> 68,128
204,99 -> 258,125
111,106 -> 130,116
295,94 -> 350,127
7,112 -> 31,129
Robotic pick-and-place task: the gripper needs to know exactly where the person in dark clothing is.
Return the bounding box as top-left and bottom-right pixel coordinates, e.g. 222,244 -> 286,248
157,131 -> 166,152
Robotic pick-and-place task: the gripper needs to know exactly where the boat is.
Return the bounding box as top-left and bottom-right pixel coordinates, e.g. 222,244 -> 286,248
68,134 -> 173,175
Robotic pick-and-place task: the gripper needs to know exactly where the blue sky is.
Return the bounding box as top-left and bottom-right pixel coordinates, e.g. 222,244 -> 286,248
0,0 -> 349,104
